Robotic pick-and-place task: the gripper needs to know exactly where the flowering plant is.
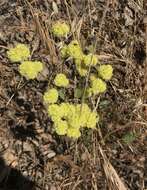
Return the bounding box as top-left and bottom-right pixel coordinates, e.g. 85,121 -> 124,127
7,20 -> 113,139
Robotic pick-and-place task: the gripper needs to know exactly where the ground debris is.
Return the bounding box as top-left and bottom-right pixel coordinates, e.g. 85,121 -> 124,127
0,0 -> 146,189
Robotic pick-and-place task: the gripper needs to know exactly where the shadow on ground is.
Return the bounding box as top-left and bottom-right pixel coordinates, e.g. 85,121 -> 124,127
0,157 -> 35,190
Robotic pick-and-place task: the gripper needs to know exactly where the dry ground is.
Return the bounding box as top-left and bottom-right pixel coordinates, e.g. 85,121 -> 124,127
0,0 -> 147,190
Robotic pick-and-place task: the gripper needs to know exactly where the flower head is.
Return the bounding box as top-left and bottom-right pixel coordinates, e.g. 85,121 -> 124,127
85,87 -> 93,98
7,44 -> 30,62
91,78 -> 107,94
51,21 -> 70,37
54,73 -> 69,87
68,113 -> 81,129
90,74 -> 97,81
83,54 -> 98,66
47,102 -> 100,138
43,88 -> 58,104
48,104 -> 62,122
98,64 -> 113,80
67,127 -> 81,138
66,40 -> 83,59
86,111 -> 99,129
76,104 -> 91,126
66,104 -> 76,120
75,59 -> 88,76
54,120 -> 68,135
60,45 -> 68,58
19,61 -> 43,79
60,103 -> 71,117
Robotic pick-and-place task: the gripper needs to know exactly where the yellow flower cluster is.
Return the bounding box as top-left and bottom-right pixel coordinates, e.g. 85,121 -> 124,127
60,45 -> 68,58
90,77 -> 107,95
7,43 -> 44,79
84,64 -> 113,96
6,21 -> 114,140
55,120 -> 68,135
66,40 -> 83,59
51,21 -> 70,37
54,73 -> 69,87
98,65 -> 113,80
7,44 -> 30,62
75,54 -> 98,76
67,127 -> 81,138
60,41 -> 99,77
75,59 -> 88,76
43,88 -> 58,104
61,40 -> 83,60
19,61 -> 43,79
47,103 -> 99,138
83,54 -> 98,66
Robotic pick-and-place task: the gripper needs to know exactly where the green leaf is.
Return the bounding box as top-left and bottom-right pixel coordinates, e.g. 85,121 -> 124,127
122,132 -> 136,144
99,100 -> 110,108
74,88 -> 83,99
58,89 -> 65,100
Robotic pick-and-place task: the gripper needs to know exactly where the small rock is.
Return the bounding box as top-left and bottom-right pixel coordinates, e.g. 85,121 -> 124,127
47,151 -> 56,159
23,142 -> 33,152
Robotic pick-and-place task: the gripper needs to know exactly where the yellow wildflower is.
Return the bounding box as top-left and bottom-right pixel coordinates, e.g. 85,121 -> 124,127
60,103 -> 70,117
19,61 -> 43,79
7,44 -> 30,62
66,104 -> 76,120
55,120 -> 68,135
76,104 -> 91,127
75,59 -> 88,76
43,88 -> 58,104
66,40 -> 83,59
60,45 -> 68,58
54,73 -> 69,87
98,65 -> 113,80
47,102 -> 100,138
48,104 -> 61,122
90,74 -> 97,81
91,78 -> 107,95
51,21 -> 70,37
67,127 -> 81,138
68,113 -> 81,129
83,54 -> 98,66
86,111 -> 99,129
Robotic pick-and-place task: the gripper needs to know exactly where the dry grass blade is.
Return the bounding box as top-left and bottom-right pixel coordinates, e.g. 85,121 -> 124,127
0,0 -> 146,189
26,0 -> 58,64
72,17 -> 83,40
99,145 -> 127,190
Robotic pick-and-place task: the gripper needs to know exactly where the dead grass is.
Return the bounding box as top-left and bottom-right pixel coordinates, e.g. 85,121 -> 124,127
0,0 -> 146,189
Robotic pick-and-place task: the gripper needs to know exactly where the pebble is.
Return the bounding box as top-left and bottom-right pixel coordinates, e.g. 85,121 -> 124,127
23,142 -> 33,152
47,151 -> 56,159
